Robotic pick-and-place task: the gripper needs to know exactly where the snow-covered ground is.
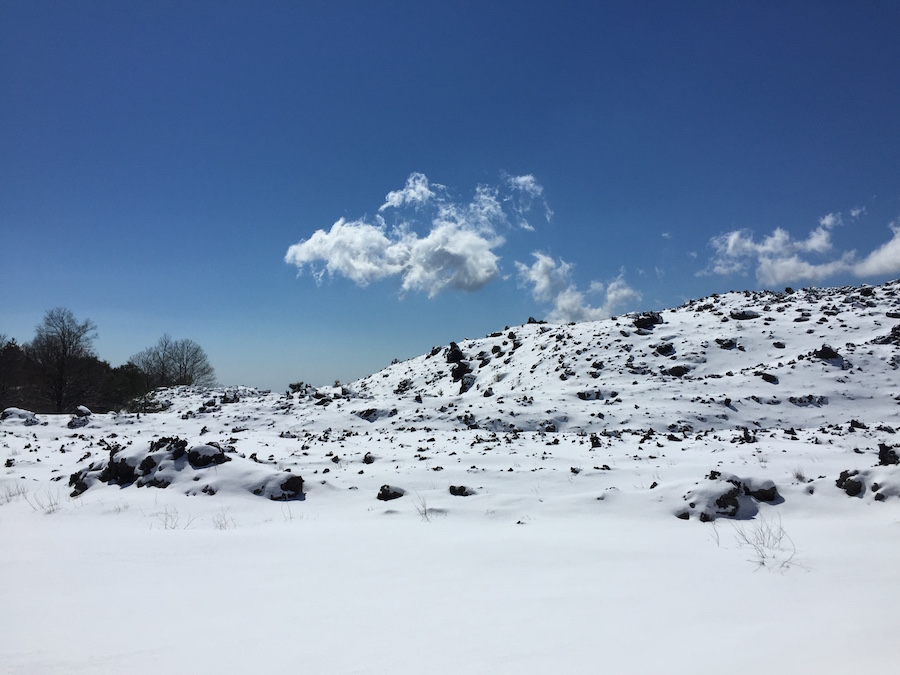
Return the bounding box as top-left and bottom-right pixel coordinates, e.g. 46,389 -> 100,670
3,281 -> 899,673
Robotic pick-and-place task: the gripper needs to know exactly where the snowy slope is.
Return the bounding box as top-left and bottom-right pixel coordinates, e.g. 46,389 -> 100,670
2,280 -> 899,674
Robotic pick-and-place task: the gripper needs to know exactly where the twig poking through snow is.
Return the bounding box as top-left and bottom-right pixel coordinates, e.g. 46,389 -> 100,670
733,513 -> 805,572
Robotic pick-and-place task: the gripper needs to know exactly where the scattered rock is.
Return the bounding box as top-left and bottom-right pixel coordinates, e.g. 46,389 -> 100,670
446,342 -> 465,363
67,416 -> 90,429
877,444 -> 899,466
632,312 -> 663,330
836,470 -> 864,497
272,474 -> 304,501
1,408 -> 40,426
655,343 -> 675,356
812,344 -> 841,361
377,485 -> 404,501
188,443 -> 231,468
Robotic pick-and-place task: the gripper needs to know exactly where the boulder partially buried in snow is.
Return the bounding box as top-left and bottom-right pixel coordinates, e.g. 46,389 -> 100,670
632,311 -> 663,330
676,471 -> 781,521
68,436 -> 304,501
377,484 -> 405,501
253,473 -> 305,501
1,407 -> 39,426
188,443 -> 231,468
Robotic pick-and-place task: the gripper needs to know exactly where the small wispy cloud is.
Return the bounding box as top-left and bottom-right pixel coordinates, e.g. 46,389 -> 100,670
285,173 -> 546,297
703,210 -> 900,286
503,173 -> 553,230
516,253 -> 641,322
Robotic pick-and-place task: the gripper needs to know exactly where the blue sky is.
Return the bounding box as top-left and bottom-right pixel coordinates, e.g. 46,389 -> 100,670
3,1 -> 899,391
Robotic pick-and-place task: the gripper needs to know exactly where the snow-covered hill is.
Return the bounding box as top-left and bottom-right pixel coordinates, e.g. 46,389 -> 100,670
2,280 -> 899,674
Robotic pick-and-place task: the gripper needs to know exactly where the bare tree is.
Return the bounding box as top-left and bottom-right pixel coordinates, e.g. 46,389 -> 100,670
130,334 -> 216,388
130,334 -> 174,387
170,338 -> 216,386
0,335 -> 23,409
26,308 -> 98,412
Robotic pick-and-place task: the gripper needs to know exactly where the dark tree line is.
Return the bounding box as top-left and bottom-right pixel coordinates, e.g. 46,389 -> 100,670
0,308 -> 216,414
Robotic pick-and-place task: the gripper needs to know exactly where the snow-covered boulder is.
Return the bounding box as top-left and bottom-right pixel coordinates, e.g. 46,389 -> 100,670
676,471 -> 782,521
1,407 -> 39,425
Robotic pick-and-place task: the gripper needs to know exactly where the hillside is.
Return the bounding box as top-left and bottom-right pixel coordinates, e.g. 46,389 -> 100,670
2,280 -> 899,673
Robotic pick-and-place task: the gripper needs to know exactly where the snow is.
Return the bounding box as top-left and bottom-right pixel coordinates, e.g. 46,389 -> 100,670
2,281 -> 899,673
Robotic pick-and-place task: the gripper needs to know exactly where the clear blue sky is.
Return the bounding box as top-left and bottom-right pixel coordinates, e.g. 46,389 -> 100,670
3,1 -> 899,391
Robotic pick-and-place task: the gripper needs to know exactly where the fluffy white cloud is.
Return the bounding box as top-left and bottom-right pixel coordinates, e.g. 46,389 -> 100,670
516,253 -> 641,322
704,211 -> 900,285
379,173 -> 435,211
756,252 -> 856,287
515,252 -> 570,303
399,221 -> 504,296
284,218 -> 404,286
854,221 -> 900,277
286,173 -> 547,297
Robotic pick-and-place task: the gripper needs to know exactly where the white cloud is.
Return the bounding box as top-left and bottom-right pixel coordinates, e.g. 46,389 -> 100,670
704,210 -> 900,285
505,173 -> 553,226
507,174 -> 543,197
516,253 -> 641,322
850,206 -> 866,219
287,173 -> 548,297
854,221 -> 900,277
284,218 -> 403,286
514,252 -> 570,303
818,212 -> 842,230
379,172 -> 435,211
756,252 -> 856,287
400,221 -> 504,297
